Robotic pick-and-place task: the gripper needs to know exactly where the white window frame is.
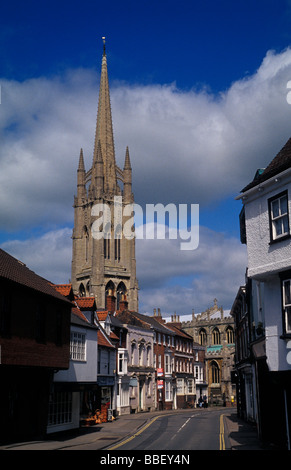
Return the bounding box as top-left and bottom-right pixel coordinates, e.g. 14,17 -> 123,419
118,349 -> 128,375
165,380 -> 173,401
283,279 -> 291,334
187,379 -> 194,394
176,378 -> 184,395
70,331 -> 86,361
165,354 -> 170,374
269,191 -> 289,242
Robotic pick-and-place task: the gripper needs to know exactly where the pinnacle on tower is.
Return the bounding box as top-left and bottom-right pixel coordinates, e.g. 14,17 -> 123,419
124,146 -> 132,170
123,146 -> 132,202
78,148 -> 85,171
77,148 -> 86,199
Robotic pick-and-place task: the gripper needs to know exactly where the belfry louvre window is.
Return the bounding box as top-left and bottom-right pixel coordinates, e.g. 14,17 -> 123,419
70,332 -> 86,361
283,279 -> 291,334
269,191 -> 290,242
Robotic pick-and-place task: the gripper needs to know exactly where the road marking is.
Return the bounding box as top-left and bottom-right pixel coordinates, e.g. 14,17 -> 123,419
107,415 -> 163,450
219,414 -> 225,450
177,417 -> 191,433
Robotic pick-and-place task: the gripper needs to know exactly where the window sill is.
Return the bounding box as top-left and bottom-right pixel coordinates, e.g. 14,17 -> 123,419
269,234 -> 291,245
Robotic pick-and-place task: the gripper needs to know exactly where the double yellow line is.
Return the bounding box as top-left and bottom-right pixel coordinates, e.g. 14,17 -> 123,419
107,414 -> 162,450
219,414 -> 225,450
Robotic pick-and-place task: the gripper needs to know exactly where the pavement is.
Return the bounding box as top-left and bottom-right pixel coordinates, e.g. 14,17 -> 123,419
0,408 -> 275,451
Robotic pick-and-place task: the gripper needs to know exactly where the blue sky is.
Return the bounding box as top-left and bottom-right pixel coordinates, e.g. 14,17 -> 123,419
2,0 -> 291,315
1,0 -> 291,90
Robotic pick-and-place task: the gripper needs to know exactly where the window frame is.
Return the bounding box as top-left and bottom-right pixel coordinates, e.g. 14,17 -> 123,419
280,271 -> 291,337
70,331 -> 86,361
268,190 -> 290,244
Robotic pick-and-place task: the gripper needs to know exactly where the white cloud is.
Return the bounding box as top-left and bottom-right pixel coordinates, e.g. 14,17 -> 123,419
136,224 -> 247,315
1,48 -> 291,230
0,47 -> 290,314
0,228 -> 72,284
0,222 -> 247,314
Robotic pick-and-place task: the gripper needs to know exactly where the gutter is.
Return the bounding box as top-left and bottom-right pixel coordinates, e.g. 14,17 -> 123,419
235,166 -> 291,201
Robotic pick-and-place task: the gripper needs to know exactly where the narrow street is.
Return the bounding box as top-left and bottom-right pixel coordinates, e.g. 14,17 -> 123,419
1,408 -> 267,451
107,409 -> 228,451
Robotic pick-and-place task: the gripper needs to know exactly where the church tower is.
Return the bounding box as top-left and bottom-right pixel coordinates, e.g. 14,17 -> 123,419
71,39 -> 139,311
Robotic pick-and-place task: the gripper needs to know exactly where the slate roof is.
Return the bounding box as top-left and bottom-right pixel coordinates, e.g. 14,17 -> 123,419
116,310 -> 176,335
116,310 -> 151,329
242,136 -> 291,192
132,311 -> 174,334
165,323 -> 194,339
0,248 -> 71,304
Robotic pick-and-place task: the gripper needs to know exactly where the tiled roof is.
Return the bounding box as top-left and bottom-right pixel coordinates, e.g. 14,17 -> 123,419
0,248 -> 71,304
98,329 -> 115,349
97,311 -> 109,321
242,136 -> 291,192
54,283 -> 72,295
71,307 -> 90,324
75,296 -> 96,309
110,331 -> 119,341
54,283 -> 74,299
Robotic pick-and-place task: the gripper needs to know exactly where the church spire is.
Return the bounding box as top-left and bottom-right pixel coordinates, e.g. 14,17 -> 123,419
92,38 -> 117,194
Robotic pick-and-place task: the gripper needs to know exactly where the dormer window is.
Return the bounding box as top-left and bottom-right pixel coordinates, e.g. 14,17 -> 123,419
269,191 -> 290,243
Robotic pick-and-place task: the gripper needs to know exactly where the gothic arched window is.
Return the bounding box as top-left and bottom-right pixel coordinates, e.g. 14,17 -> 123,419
226,326 -> 234,344
83,226 -> 89,262
199,328 -> 207,346
116,282 -> 126,310
79,283 -> 86,297
212,327 -> 220,345
114,223 -> 122,261
211,361 -> 220,384
104,222 -> 111,259
105,281 -> 115,310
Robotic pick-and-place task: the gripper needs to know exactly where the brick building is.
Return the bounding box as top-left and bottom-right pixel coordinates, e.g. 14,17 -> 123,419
0,248 -> 71,443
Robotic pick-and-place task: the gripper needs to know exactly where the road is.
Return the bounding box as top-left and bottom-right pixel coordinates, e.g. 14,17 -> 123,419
106,409 -> 229,451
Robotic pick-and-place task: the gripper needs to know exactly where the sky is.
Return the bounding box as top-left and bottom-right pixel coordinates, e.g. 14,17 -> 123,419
2,0 -> 291,317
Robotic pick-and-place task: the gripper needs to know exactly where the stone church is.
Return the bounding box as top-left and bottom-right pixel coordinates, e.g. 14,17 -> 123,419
71,40 -> 139,311
182,299 -> 236,406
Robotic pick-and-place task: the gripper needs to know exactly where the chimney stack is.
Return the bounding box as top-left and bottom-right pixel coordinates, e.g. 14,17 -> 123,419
106,291 -> 116,312
119,294 -> 128,312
